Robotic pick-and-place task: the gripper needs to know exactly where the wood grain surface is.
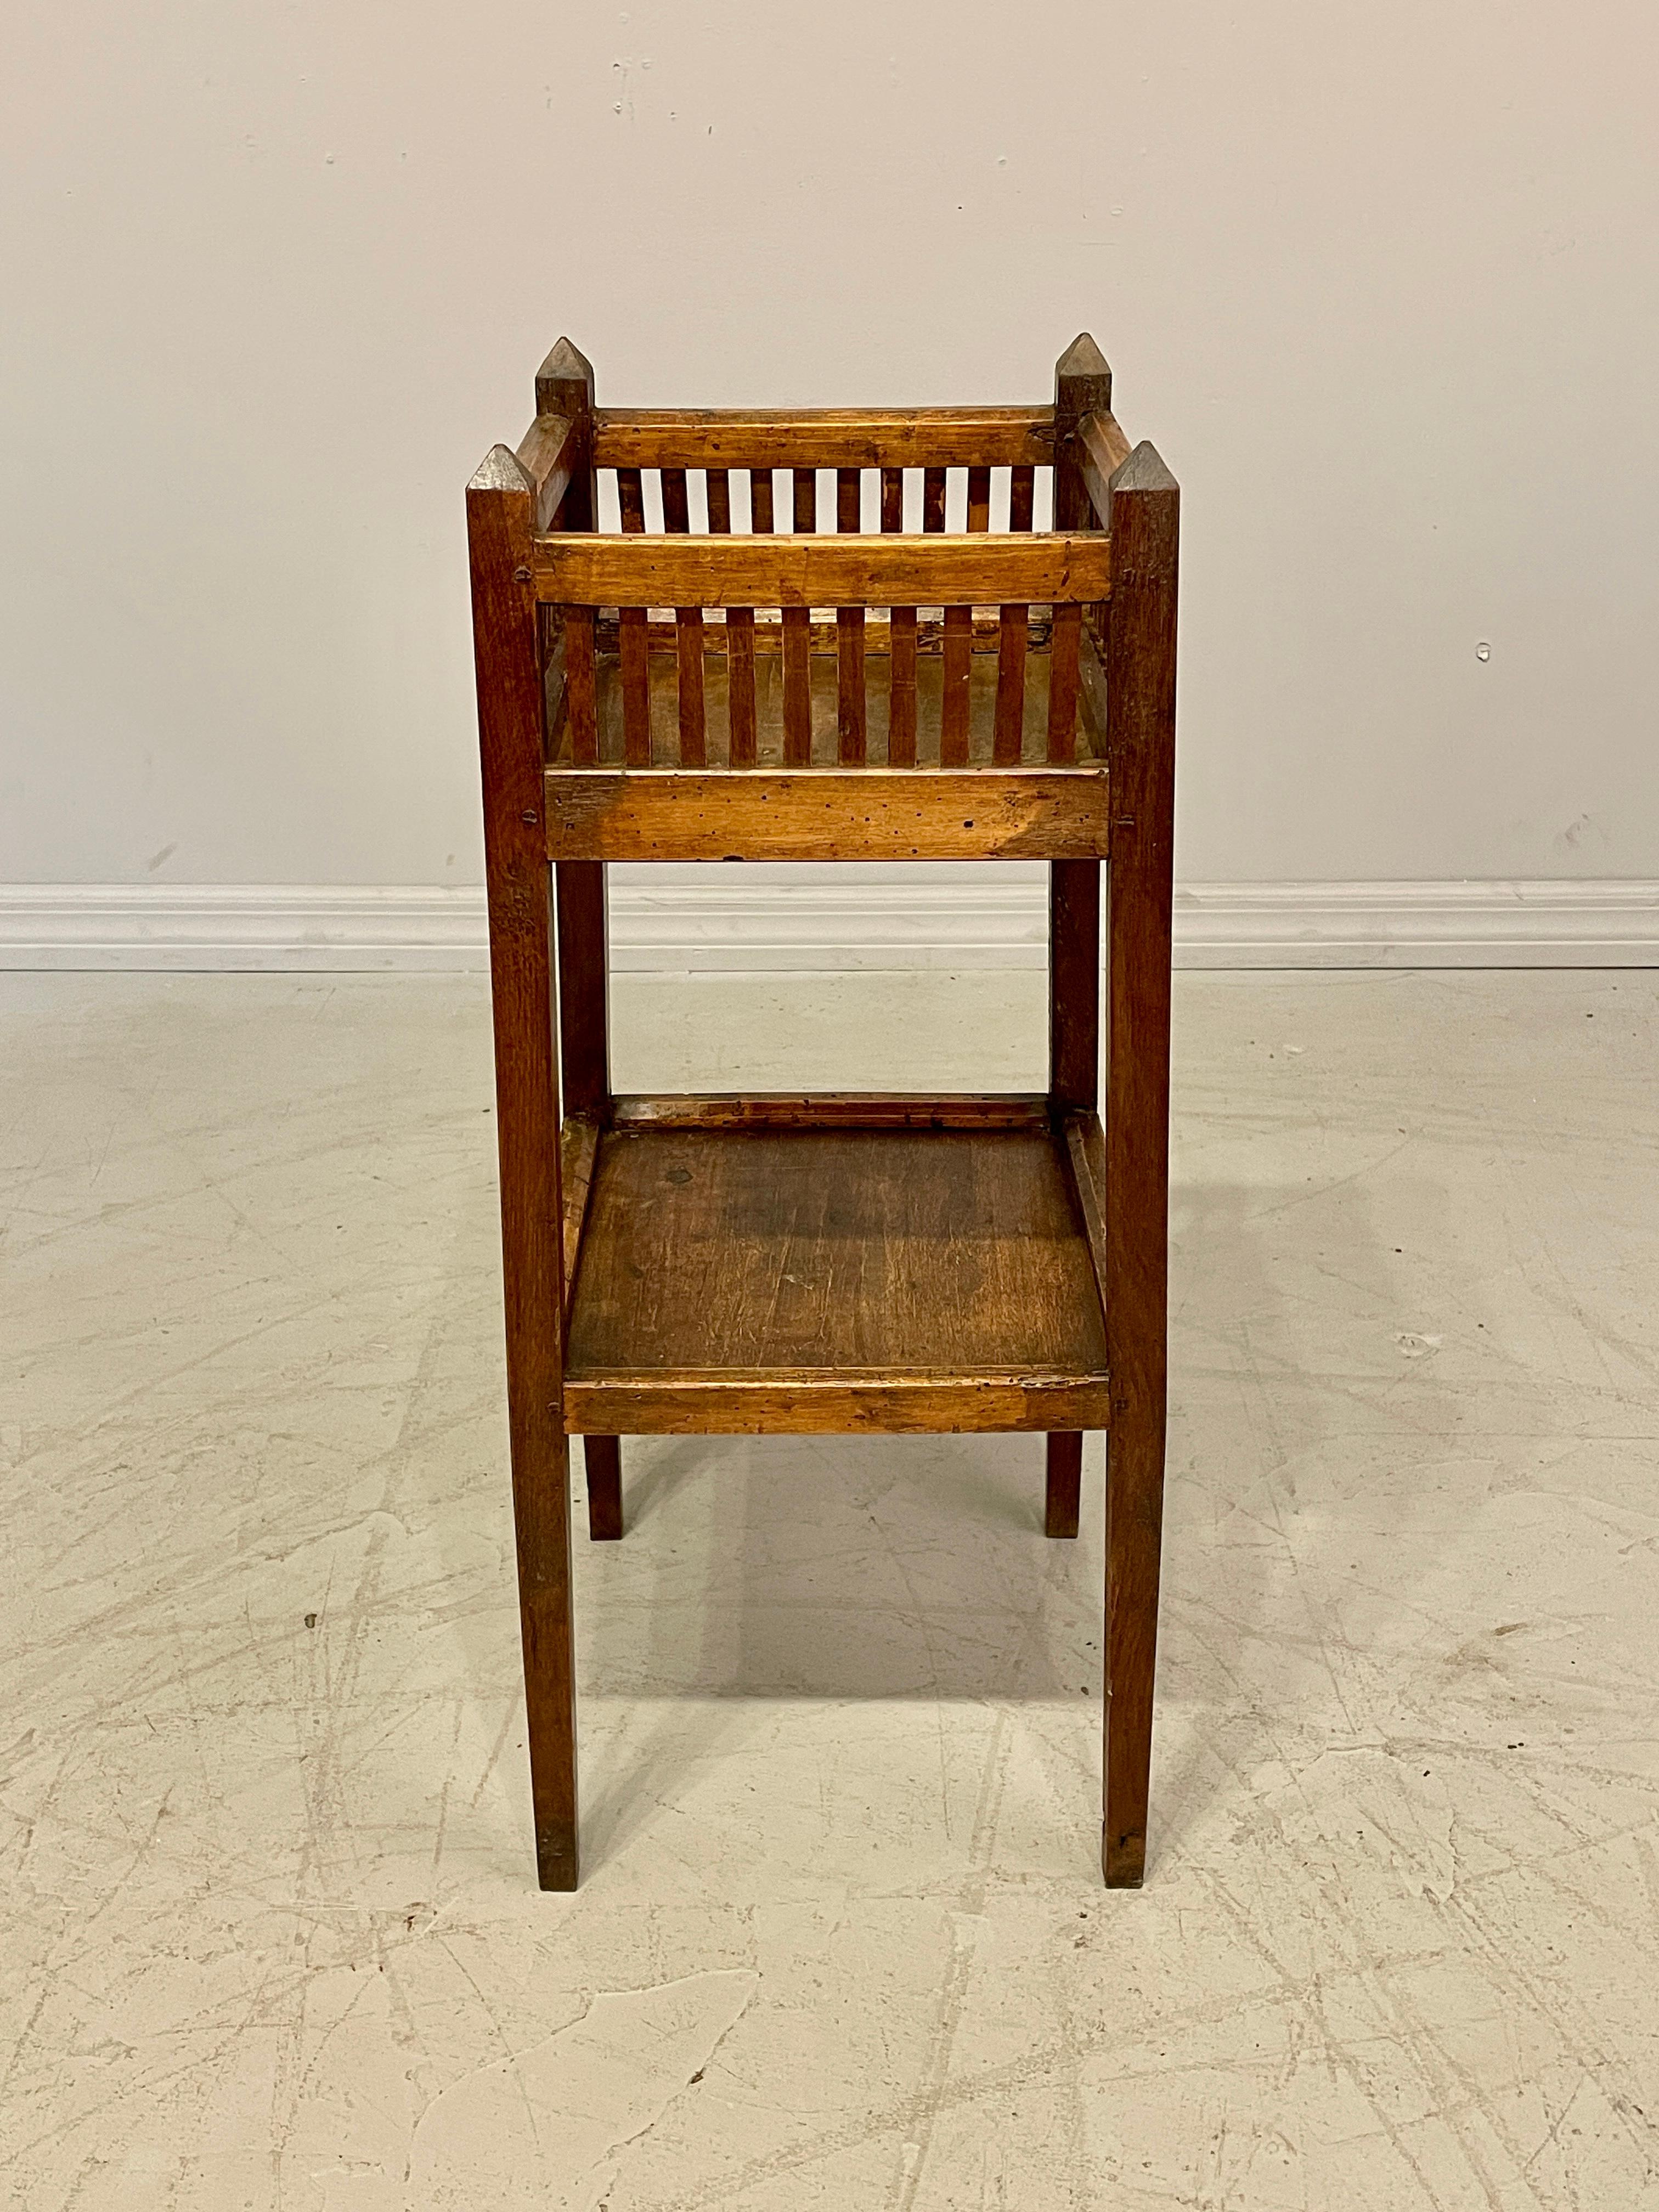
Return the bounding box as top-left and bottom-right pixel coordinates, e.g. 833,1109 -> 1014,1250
564,1373 -> 1110,1437
1052,334 -> 1113,535
541,766 -> 1110,861
590,405 -> 1054,470
562,1124 -> 1110,1435
1102,438 -> 1180,1888
559,1112 -> 600,1314
533,532 -> 1111,609
465,441 -> 578,1892
609,1093 -> 1051,1131
560,614 -> 1089,773
471,333 -> 1175,1892
515,411 -> 579,533
1078,408 -> 1133,527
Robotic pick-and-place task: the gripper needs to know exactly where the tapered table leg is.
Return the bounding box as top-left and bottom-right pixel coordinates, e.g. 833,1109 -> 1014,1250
585,1436 -> 623,1540
1045,1432 -> 1082,1537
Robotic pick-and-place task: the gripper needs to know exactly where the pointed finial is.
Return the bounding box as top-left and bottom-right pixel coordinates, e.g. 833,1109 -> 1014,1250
467,443 -> 535,495
535,336 -> 595,419
1109,439 -> 1178,495
1054,332 -> 1111,419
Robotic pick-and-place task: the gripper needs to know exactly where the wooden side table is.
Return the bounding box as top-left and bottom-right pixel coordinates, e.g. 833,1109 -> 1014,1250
466,335 -> 1177,1890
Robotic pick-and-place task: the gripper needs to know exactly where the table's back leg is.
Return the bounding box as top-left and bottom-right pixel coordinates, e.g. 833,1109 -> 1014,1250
555,857 -> 622,1547
1047,854 -> 1101,1547
1047,340 -> 1114,1560
1045,1433 -> 1084,1537
584,1436 -> 623,1540
469,442 -> 580,1892
1102,442 -> 1179,1888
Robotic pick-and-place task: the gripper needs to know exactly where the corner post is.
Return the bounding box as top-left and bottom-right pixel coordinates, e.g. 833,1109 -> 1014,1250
535,335 -> 597,530
537,340 -> 620,1539
1048,336 -> 1113,1537
467,441 -> 578,1891
537,342 -> 611,1121
1102,440 -> 1178,1887
1051,332 -> 1112,535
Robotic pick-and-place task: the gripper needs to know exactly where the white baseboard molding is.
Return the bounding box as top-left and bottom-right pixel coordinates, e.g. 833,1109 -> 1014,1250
1175,880 -> 1659,969
0,885 -> 492,973
2,876 -> 1656,973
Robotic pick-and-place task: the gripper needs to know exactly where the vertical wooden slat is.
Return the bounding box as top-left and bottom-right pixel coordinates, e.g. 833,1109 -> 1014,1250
922,467 -> 950,765
1102,440 -> 1179,1892
939,627 -> 970,762
726,608 -> 757,766
782,618 -> 811,764
993,603 -> 1029,764
659,467 -> 705,765
996,462 -> 1037,763
565,606 -> 598,765
705,469 -> 751,765
616,468 -> 650,766
465,443 -> 577,1892
883,467 -> 915,766
837,617 -> 866,764
676,608 -> 707,765
660,465 -> 690,535
1047,601 -> 1080,762
888,611 -> 917,768
739,470 -> 770,768
939,467 -> 979,766
836,467 -> 865,764
782,466 -> 815,765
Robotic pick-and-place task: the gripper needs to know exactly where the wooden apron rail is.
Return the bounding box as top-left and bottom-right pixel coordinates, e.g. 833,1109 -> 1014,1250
540,765 -> 1111,862
531,531 -> 1113,608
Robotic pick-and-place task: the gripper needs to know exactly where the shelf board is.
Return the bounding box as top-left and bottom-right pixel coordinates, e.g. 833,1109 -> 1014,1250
562,1108 -> 1110,1436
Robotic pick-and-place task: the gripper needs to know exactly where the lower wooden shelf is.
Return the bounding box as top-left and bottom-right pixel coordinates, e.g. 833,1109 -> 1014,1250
560,1098 -> 1110,1436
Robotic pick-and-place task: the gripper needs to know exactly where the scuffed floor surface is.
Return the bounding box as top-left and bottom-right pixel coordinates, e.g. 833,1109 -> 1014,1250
3,966 -> 1658,2209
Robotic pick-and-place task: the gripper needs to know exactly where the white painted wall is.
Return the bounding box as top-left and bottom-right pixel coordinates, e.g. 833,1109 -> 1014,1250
4,1 -> 1657,891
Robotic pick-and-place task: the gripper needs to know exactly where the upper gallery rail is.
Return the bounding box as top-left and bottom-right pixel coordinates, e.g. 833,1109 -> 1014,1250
588,406 -> 1056,471
514,404 -> 1135,536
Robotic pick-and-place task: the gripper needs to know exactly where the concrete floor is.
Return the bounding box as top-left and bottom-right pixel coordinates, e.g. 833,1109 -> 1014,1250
2,966 -> 1657,2209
